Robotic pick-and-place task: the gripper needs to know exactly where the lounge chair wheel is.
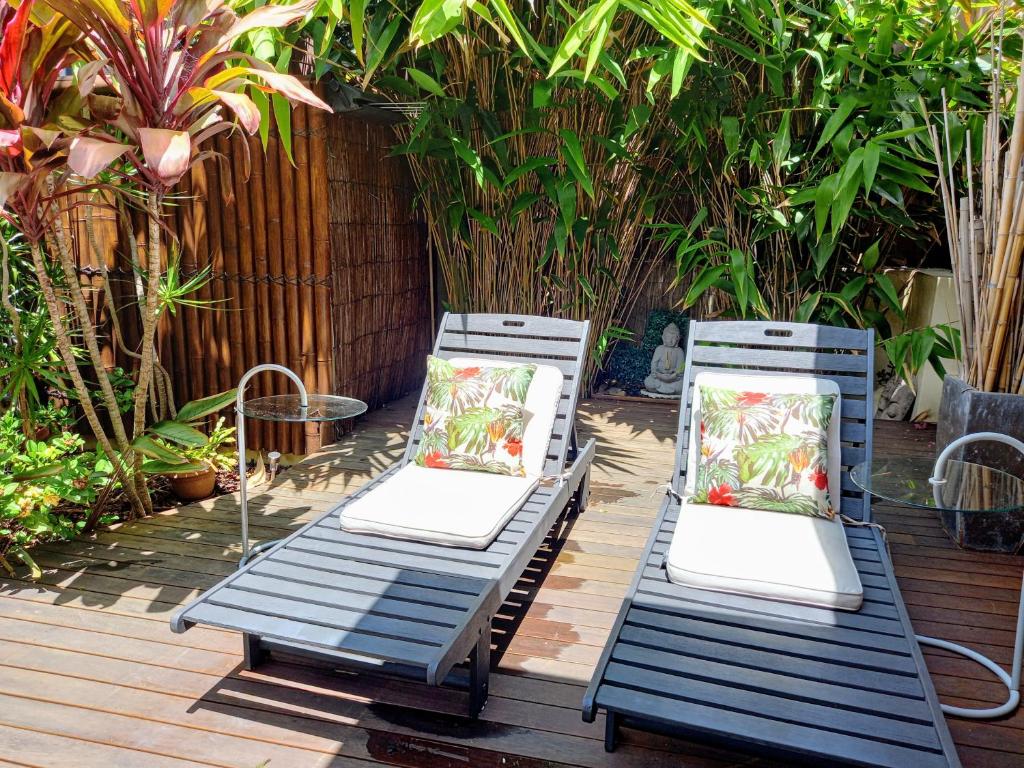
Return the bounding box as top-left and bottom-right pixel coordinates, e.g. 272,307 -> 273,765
604,711 -> 619,752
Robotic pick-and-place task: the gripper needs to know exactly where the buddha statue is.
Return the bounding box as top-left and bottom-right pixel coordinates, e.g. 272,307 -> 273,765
642,322 -> 685,398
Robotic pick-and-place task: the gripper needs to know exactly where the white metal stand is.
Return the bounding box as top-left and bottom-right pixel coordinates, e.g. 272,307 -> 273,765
236,364 -> 308,568
922,432 -> 1024,719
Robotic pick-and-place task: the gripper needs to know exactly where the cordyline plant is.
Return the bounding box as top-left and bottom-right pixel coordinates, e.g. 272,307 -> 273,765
0,0 -> 331,517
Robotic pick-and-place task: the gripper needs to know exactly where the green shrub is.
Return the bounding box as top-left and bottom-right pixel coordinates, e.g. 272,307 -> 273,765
0,410 -> 113,577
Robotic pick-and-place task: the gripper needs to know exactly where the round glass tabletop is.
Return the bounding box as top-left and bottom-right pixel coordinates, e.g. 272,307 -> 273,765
851,457 -> 1024,514
238,394 -> 368,422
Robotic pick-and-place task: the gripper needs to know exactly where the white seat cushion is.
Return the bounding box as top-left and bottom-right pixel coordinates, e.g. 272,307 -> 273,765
340,464 -> 537,549
666,502 -> 864,610
668,370 -> 862,610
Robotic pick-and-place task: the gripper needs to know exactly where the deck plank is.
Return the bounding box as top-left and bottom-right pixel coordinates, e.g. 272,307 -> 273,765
0,400 -> 1019,767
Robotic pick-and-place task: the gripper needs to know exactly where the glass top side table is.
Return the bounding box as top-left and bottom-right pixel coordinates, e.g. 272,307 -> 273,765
852,432 -> 1024,720
235,364 -> 367,567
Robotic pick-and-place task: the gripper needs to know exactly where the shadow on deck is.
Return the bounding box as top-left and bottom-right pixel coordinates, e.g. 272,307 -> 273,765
0,396 -> 1019,767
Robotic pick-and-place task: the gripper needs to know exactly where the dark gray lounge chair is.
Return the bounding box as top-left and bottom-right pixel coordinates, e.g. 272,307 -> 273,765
171,313 -> 596,716
583,320 -> 961,767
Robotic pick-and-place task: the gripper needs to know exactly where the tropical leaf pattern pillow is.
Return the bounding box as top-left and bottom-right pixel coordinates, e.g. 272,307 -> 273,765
693,386 -> 837,519
414,356 -> 537,476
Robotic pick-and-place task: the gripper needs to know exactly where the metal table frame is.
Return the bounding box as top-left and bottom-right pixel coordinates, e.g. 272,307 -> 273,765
235,364 -> 308,567
918,432 -> 1024,720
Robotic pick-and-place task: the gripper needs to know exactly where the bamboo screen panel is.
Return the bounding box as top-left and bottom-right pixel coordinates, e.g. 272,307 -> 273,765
327,115 -> 432,411
70,107 -> 431,455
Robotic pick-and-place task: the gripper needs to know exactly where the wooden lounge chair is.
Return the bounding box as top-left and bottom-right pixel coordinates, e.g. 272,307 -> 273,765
583,320 -> 962,767
171,313 -> 596,716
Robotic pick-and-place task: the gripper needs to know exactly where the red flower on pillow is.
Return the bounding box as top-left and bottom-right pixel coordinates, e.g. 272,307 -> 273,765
505,437 -> 523,457
455,366 -> 482,379
737,391 -> 769,407
422,451 -> 449,469
707,484 -> 737,506
809,466 -> 828,491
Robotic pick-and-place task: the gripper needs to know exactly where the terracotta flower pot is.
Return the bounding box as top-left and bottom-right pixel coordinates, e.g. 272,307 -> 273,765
166,464 -> 217,501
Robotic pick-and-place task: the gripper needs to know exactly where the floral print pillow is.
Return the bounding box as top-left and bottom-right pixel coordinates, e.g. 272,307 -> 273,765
414,356 -> 537,476
693,386 -> 837,519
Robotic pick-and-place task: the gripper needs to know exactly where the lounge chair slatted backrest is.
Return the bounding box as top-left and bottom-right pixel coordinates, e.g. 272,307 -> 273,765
583,320 -> 961,768
674,321 -> 874,521
171,313 -> 596,717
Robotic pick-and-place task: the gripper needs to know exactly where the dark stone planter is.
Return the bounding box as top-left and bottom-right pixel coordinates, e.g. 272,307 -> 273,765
936,376 -> 1024,553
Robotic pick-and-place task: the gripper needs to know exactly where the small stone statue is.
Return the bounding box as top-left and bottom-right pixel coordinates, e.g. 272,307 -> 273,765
876,371 -> 916,421
642,322 -> 685,398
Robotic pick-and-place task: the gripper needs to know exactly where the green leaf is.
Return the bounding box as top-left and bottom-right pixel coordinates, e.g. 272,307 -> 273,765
350,0 -> 366,63
11,463 -> 65,482
406,67 -> 445,97
272,93 -> 293,165
728,249 -> 749,316
578,274 -> 597,301
176,389 -> 237,423
814,94 -> 858,154
684,264 -> 728,308
559,129 -> 595,199
364,16 -> 402,84
722,116 -> 740,156
549,2 -> 605,76
863,140 -> 880,196
772,112 -> 791,168
451,137 -> 486,187
863,240 -> 880,272
911,330 -> 937,374
873,272 -> 903,315
131,435 -> 189,464
11,545 -> 41,579
409,0 -> 464,46
503,156 -> 556,188
467,207 -> 499,236
795,293 -> 822,323
830,169 -> 860,237
814,175 -> 837,241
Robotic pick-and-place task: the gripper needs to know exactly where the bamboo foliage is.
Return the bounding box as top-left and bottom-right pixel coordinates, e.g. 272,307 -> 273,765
933,45 -> 1024,394
388,10 -> 678,386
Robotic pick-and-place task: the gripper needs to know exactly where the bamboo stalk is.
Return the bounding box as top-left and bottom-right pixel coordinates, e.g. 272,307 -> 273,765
309,99 -> 334,436
292,103 -> 319,453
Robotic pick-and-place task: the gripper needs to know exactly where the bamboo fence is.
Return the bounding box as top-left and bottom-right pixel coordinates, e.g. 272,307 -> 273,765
70,108 -> 431,454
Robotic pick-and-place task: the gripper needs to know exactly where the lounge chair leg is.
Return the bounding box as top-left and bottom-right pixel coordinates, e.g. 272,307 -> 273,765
575,469 -> 590,515
468,629 -> 491,718
604,711 -> 619,752
243,632 -> 266,670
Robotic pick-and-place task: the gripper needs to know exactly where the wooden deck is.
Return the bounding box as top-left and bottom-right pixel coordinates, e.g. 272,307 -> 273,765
1,397 -> 1020,768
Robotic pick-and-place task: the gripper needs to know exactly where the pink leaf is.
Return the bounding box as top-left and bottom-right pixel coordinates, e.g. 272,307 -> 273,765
173,0 -> 229,32
251,69 -> 332,113
212,89 -> 260,134
0,171 -> 25,210
138,127 -> 192,186
0,0 -> 32,94
222,0 -> 316,47
24,127 -> 61,150
77,58 -> 110,98
0,129 -> 20,150
68,136 -> 131,178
